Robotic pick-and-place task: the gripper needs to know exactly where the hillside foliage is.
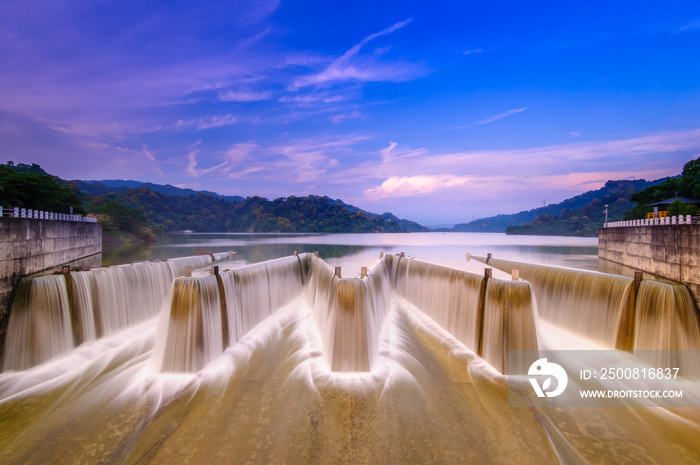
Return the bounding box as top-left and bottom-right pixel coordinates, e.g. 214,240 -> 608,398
0,162 -> 86,214
625,158 -> 700,219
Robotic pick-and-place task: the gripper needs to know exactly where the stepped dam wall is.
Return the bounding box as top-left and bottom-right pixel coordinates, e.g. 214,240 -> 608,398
599,224 -> 700,306
6,250 -> 700,377
2,252 -> 539,375
476,254 -> 700,376
0,218 -> 102,360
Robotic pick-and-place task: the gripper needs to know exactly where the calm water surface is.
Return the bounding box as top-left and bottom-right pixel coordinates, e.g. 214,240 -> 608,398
103,232 -> 599,275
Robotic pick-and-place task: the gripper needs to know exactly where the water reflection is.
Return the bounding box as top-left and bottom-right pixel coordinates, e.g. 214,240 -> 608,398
103,232 -> 599,274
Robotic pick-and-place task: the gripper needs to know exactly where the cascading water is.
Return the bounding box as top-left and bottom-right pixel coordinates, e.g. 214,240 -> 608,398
2,275 -> 73,371
484,257 -> 634,347
2,255 -> 217,371
482,279 -> 539,374
153,255 -> 310,371
303,254 -> 392,372
154,275 -> 224,372
390,255 -> 539,373
634,280 -> 700,376
392,256 -> 484,350
481,256 -> 700,364
0,251 -> 698,465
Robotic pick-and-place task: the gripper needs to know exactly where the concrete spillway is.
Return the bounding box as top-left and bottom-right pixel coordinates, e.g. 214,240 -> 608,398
151,253 -> 537,374
1,253 -> 699,464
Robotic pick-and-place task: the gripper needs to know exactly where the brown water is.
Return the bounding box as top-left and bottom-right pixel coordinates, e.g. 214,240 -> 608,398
2,243 -> 700,464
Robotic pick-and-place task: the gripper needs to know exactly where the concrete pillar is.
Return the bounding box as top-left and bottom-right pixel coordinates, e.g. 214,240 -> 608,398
184,266 -> 192,277
335,267 -> 342,278
380,251 -> 384,258
486,253 -> 492,264
400,252 -> 405,258
476,267 -> 492,357
293,250 -> 298,256
466,253 -> 471,261
314,251 -> 319,257
512,269 -> 520,280
228,250 -> 234,259
211,265 -> 219,276
361,267 -> 368,278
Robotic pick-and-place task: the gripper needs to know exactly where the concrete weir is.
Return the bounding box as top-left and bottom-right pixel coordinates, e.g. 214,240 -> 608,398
153,253 -> 539,374
476,254 -> 700,376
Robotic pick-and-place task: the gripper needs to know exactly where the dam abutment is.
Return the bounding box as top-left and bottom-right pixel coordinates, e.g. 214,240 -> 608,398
0,217 -> 102,366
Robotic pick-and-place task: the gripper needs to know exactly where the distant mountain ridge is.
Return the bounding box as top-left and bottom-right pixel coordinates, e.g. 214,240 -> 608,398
449,179 -> 664,236
75,179 -> 245,202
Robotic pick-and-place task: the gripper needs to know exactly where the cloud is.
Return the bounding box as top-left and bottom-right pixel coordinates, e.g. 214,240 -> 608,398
175,114 -> 240,130
569,130 -> 583,137
186,147 -> 228,179
461,49 -> 484,55
365,174 -> 475,198
291,19 -> 425,88
330,111 -> 365,124
674,20 -> 700,33
476,107 -> 528,125
219,90 -> 273,102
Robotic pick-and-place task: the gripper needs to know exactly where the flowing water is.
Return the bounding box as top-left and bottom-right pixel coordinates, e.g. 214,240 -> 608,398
1,233 -> 699,464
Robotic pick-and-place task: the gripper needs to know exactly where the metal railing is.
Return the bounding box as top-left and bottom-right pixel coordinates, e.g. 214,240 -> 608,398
605,215 -> 693,228
0,206 -> 97,223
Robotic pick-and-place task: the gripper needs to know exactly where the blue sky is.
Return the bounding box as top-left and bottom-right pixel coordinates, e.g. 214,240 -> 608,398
1,1 -> 699,226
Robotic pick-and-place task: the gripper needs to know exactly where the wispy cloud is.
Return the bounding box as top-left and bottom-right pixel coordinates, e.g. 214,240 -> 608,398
218,90 -> 273,102
186,142 -> 229,178
569,130 -> 583,137
476,107 -> 528,125
460,49 -> 484,56
674,20 -> 700,33
291,19 -> 426,88
330,111 -> 365,124
175,114 -> 240,130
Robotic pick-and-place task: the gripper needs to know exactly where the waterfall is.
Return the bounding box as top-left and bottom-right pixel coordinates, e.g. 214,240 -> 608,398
634,281 -> 700,376
393,256 -> 483,350
481,256 -> 700,369
2,255 -> 216,371
154,255 -> 309,372
484,257 -> 633,346
155,275 -> 224,372
221,255 -> 308,344
482,279 -> 538,374
304,255 -> 392,372
390,255 -> 539,374
2,276 -> 73,371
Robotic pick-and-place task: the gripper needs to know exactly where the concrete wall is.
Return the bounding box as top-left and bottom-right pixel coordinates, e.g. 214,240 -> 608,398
598,224 -> 700,305
0,218 -> 102,354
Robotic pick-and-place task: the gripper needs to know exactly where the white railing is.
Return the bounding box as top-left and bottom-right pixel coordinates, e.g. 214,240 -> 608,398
605,215 -> 693,228
0,206 -> 97,223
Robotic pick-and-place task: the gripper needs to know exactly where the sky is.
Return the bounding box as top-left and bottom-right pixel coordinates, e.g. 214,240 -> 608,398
1,1 -> 700,226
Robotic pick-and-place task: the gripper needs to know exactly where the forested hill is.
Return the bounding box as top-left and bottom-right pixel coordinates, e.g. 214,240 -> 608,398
451,179 -> 660,236
1,162 -> 427,235
74,179 -> 244,202
84,188 -> 423,233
